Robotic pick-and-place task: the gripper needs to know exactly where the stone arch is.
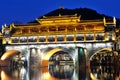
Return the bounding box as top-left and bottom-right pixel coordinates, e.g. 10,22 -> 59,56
89,48 -> 113,79
89,48 -> 112,61
42,48 -> 62,60
42,47 -> 75,67
1,50 -> 21,60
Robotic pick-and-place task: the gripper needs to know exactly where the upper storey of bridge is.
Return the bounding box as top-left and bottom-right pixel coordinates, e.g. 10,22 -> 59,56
0,14 -> 116,44
1,14 -> 116,36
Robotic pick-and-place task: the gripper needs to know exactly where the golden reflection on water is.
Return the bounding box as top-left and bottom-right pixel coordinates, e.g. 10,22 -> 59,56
0,65 -> 119,80
90,72 -> 99,80
1,70 -> 12,80
42,67 -> 58,80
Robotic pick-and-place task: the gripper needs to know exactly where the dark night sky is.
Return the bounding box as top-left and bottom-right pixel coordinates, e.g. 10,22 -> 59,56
0,0 -> 120,27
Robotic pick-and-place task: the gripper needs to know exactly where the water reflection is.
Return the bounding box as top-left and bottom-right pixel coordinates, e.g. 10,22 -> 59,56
0,67 -> 28,80
90,65 -> 120,80
0,59 -> 120,80
0,65 -> 76,80
49,65 -> 74,79
1,70 -> 12,80
90,52 -> 120,80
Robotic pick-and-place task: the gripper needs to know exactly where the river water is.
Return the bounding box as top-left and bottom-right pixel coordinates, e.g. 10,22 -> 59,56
0,63 -> 120,80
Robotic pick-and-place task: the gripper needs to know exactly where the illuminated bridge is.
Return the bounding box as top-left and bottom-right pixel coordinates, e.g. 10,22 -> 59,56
0,14 -> 116,67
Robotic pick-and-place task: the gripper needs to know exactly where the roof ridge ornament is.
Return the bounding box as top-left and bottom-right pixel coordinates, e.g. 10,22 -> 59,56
113,17 -> 116,25
59,6 -> 64,9
103,17 -> 106,26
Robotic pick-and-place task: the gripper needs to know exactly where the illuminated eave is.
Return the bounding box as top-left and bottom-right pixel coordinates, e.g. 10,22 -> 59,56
13,24 -> 39,28
38,16 -> 80,21
37,14 -> 80,24
11,21 -> 104,29
39,21 -> 104,27
37,19 -> 104,26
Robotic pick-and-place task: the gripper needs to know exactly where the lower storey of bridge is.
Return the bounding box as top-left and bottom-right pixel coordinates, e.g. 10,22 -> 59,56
0,42 -> 114,68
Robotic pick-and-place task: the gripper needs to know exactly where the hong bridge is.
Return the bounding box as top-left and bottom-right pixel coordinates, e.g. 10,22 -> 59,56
0,14 -> 116,68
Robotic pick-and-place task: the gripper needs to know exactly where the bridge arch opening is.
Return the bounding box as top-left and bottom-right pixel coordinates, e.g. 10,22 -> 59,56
90,48 -> 112,61
48,51 -> 74,79
89,48 -> 113,79
42,48 -> 74,67
49,51 -> 74,65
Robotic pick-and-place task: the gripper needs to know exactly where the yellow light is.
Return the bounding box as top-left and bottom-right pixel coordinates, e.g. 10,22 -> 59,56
2,39 -> 6,44
1,50 -> 19,60
1,55 -> 7,60
43,48 -> 62,60
90,73 -> 99,80
42,48 -> 62,67
43,72 -> 51,80
112,36 -> 115,40
1,71 -> 5,80
1,70 -> 11,80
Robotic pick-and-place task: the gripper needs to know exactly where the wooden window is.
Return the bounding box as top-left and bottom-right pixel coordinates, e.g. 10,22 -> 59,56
48,36 -> 55,42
